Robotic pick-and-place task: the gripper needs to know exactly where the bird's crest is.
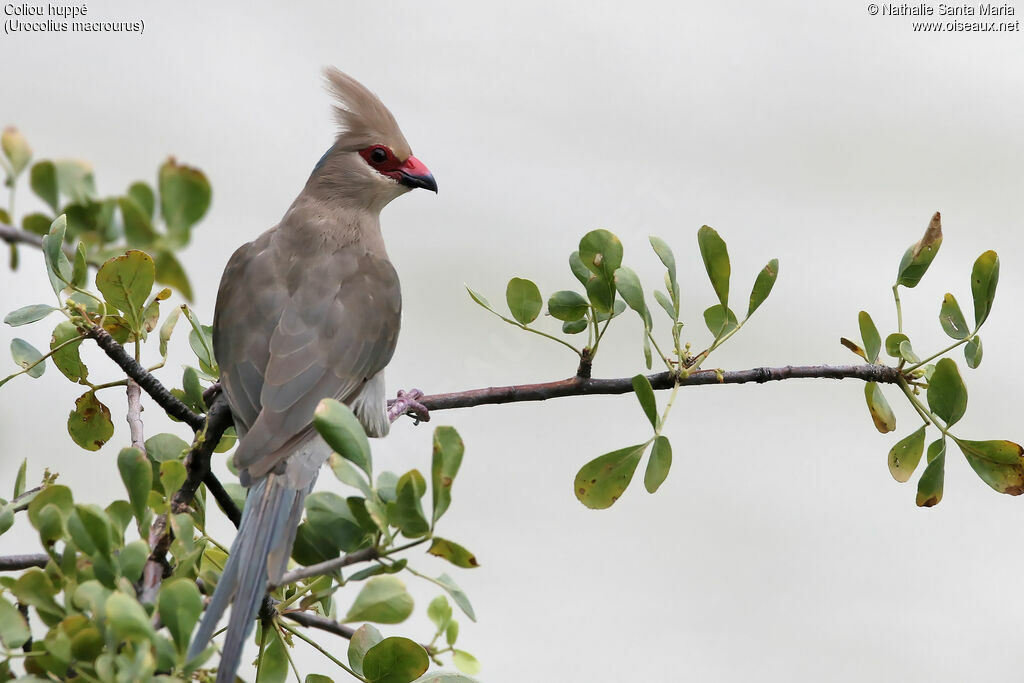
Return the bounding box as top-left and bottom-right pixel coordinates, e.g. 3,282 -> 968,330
324,68 -> 411,158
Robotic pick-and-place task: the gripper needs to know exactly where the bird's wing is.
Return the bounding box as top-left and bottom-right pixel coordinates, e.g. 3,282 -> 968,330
213,230 -> 401,482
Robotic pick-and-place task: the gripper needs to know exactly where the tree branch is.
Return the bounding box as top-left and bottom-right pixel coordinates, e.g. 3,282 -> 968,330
126,379 -> 147,454
0,554 -> 49,571
140,394 -> 235,603
84,324 -> 205,431
415,364 -> 902,413
282,610 -> 356,640
274,547 -> 380,588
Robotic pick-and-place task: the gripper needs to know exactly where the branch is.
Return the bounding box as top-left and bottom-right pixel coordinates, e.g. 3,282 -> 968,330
0,554 -> 49,571
415,364 -> 902,412
282,610 -> 356,640
1,221 -> 80,259
84,324 -> 205,431
274,547 -> 380,588
140,394 -> 235,603
126,379 -> 147,454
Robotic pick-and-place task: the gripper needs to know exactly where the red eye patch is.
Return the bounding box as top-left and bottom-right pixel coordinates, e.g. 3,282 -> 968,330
359,145 -> 402,174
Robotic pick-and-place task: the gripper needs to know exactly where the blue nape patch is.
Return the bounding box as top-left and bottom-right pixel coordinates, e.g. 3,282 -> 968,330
313,146 -> 333,173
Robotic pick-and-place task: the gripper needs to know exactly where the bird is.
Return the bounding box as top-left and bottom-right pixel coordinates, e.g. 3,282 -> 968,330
186,68 -> 437,681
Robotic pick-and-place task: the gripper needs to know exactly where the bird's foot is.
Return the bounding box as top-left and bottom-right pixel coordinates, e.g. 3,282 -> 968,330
387,388 -> 430,425
202,381 -> 222,408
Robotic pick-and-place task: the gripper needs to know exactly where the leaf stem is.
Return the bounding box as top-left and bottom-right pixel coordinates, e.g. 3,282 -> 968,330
904,337 -> 971,373
892,284 -> 903,335
281,621 -> 367,681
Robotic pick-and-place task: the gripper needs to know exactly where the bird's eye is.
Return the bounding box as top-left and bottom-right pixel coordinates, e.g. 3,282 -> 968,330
370,147 -> 388,164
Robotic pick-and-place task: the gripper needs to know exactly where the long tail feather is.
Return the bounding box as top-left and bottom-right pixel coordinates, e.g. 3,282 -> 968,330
187,475 -> 308,681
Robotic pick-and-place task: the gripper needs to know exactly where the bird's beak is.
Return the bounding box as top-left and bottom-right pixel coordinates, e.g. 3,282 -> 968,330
397,155 -> 438,193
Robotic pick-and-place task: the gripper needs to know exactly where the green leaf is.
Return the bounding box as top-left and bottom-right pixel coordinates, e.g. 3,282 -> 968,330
747,258 -> 779,318
649,235 -> 677,291
858,311 -> 881,364
54,160 -> 97,203
631,374 -> 658,429
970,250 -> 999,329
67,504 -> 113,556
574,443 -> 647,509
105,591 -> 155,643
159,158 -> 211,247
363,637 -> 430,683
888,426 -> 926,483
465,285 -> 494,312
614,267 -> 649,327
0,597 -> 31,648
653,290 -> 676,321
578,229 -> 623,282
505,278 -> 542,324
896,211 -> 942,288
30,161 -> 58,212
95,250 -> 155,331
965,335 -> 983,369
434,573 -> 476,622
446,620 -> 459,647
158,305 -> 180,358
428,538 -> 479,568
119,539 -> 149,583
27,484 -> 73,529
644,435 -> 672,493
117,447 -> 152,524
329,453 -> 373,497
127,181 -> 155,219
348,623 -> 384,676
431,426 -> 464,525
22,212 -> 51,235
67,391 -> 114,451
118,196 -> 159,247
703,304 -> 738,339
41,215 -> 72,296
1,127 -> 31,177
255,625 -> 288,683
0,503 -> 12,536
697,225 -> 730,308
898,340 -> 920,364
154,248 -> 193,301
294,491 -> 368,562
160,460 -> 188,498
314,398 -> 372,478
939,293 -> 970,340
452,650 -> 481,676
344,576 -> 415,624
13,458 -> 26,498
927,358 -> 967,428
585,275 -> 615,314
10,337 -> 45,378
145,432 -> 190,463
568,251 -> 590,287
50,320 -> 87,383
388,470 -> 430,538
916,439 -> 946,507
411,674 -> 480,683
956,439 -> 1024,495
427,596 -> 452,632
71,242 -> 88,288
884,333 -> 909,358
864,382 -> 896,434
158,578 -> 202,654
13,568 -> 62,621
562,319 -> 588,334
547,290 -> 589,321
4,304 -> 56,326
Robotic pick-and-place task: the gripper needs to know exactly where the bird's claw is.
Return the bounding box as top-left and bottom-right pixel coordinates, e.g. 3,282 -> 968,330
387,388 -> 430,425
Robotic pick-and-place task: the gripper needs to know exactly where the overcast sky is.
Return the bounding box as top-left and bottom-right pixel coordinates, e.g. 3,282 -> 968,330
2,2 -> 1024,681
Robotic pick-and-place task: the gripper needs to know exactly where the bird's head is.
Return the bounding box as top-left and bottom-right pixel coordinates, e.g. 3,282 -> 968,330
310,68 -> 437,210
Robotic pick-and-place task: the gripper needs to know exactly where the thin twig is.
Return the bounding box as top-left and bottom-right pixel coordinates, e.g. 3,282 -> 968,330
139,394 -> 235,603
282,610 -> 356,640
414,363 -> 902,413
83,324 -> 205,431
126,379 -> 147,455
0,554 -> 49,571
274,547 -> 380,588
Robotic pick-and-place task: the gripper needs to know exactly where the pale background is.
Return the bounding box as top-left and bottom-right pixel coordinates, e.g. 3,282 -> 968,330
2,2 -> 1023,681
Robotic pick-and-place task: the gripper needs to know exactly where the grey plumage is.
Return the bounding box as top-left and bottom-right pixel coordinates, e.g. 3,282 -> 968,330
187,69 -> 435,681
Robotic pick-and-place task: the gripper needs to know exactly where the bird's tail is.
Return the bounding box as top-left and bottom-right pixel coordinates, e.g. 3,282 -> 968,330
187,473 -> 309,681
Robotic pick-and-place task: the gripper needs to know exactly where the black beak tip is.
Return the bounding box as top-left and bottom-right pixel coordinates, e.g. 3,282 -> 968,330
400,172 -> 438,194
